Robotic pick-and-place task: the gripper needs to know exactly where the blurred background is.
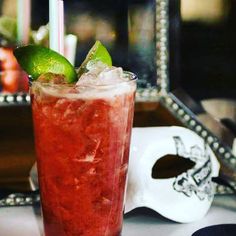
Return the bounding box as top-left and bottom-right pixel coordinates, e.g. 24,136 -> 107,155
0,0 -> 156,90
1,0 -> 236,98
179,0 -> 236,101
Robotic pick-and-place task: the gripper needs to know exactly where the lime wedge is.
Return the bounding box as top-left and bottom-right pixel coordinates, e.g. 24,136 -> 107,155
77,40 -> 112,77
0,16 -> 17,42
14,45 -> 77,83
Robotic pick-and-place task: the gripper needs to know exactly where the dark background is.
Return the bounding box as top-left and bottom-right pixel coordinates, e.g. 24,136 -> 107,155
177,0 -> 236,101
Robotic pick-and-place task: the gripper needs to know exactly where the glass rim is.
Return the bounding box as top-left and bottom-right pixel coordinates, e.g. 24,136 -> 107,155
29,71 -> 137,90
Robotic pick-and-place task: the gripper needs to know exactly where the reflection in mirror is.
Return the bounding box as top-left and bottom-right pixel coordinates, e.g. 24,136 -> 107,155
179,0 -> 236,100
0,0 -> 157,97
67,0 -> 157,88
0,0 -> 29,94
0,48 -> 29,94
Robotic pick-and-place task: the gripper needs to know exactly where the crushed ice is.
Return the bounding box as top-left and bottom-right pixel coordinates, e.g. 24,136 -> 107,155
76,60 -> 127,86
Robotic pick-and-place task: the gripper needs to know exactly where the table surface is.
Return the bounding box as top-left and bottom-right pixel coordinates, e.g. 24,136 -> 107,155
0,195 -> 235,236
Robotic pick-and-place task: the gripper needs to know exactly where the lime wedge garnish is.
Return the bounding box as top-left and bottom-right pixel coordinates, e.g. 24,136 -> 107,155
0,16 -> 17,42
77,40 -> 112,77
13,45 -> 77,83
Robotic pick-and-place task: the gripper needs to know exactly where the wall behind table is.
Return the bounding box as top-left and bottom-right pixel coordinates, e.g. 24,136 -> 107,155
0,105 -> 35,191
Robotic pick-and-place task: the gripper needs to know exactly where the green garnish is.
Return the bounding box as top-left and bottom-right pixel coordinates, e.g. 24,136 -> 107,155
77,40 -> 112,77
14,45 -> 77,83
13,40 -> 112,83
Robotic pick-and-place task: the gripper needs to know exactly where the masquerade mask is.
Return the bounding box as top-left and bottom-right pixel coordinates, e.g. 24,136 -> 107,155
125,126 -> 220,223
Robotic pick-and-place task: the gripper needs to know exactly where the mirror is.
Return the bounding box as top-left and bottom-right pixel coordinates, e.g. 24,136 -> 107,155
179,0 -> 236,101
0,0 -> 158,100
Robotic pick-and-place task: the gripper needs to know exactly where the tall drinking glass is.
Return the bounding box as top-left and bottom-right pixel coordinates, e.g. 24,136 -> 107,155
30,72 -> 137,236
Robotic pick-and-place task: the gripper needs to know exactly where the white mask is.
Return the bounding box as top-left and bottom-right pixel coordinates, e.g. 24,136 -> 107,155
125,126 -> 220,223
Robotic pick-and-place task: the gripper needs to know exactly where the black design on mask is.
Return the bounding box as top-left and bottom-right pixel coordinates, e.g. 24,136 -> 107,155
172,136 -> 214,201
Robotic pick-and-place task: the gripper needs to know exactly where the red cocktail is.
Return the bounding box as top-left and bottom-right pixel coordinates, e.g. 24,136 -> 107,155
31,73 -> 136,236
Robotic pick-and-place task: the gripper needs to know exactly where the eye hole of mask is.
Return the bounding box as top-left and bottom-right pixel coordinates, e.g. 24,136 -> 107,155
152,154 -> 196,179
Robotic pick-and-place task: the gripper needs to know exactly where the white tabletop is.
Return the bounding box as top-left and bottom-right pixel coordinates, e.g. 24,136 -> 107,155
0,195 -> 235,236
